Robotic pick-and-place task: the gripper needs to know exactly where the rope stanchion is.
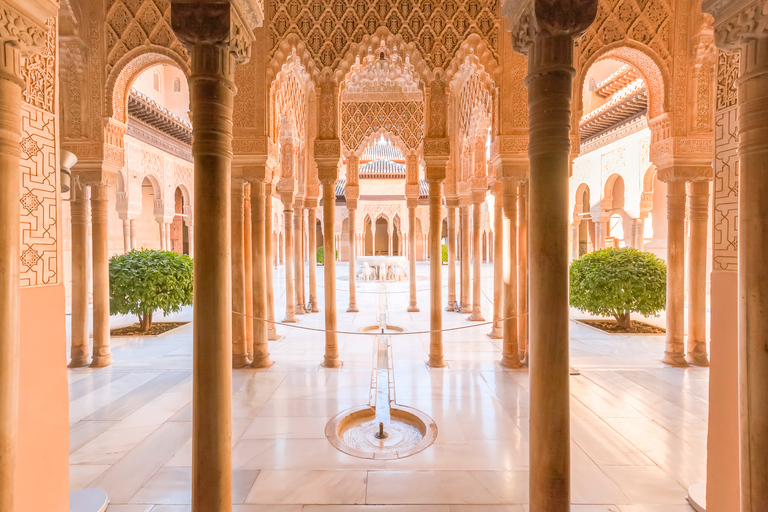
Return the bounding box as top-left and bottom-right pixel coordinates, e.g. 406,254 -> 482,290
233,310 -> 527,337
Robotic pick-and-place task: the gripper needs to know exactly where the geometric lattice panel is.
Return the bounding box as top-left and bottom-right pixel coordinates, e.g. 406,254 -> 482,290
19,106 -> 58,287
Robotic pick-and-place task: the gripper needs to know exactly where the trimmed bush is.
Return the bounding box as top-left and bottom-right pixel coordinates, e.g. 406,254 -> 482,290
569,247 -> 666,329
441,244 -> 448,263
316,246 -> 338,265
109,249 -> 193,332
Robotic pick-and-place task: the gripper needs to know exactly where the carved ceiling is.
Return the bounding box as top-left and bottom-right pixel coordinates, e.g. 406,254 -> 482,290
269,0 -> 500,72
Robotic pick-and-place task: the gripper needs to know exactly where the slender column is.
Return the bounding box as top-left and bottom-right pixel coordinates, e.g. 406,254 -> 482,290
90,183 -> 114,367
446,204 -> 457,310
69,190 -> 90,367
408,202 -> 419,312
282,197 -> 297,322
170,11 -> 239,508
308,205 -> 320,312
427,179 -> 446,367
388,229 -> 393,256
571,222 -> 580,260
347,206 -> 358,312
517,6 -> 597,504
636,217 -> 645,251
294,200 -> 304,313
663,180 -> 688,366
231,180 -> 249,368
250,181 -> 272,368
186,223 -> 194,257
244,185 -> 254,356
130,219 -> 138,250
469,200 -> 485,321
122,218 -> 131,252
687,180 -> 710,366
501,179 -> 520,367
490,184 -> 503,338
160,221 -> 168,250
0,40 -> 23,512
459,204 -> 471,312
264,187 -> 278,339
320,179 -> 341,367
518,181 -> 529,364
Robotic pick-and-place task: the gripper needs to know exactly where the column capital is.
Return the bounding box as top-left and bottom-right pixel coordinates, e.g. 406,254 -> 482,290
314,139 -> 341,167
504,0 -> 599,55
406,198 -> 419,209
242,163 -> 271,183
656,164 -> 714,183
170,1 -> 258,65
445,196 -> 459,208
704,0 -> 768,50
304,197 -> 319,209
0,1 -> 56,84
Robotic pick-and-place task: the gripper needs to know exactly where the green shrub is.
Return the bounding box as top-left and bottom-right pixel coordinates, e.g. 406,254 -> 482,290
569,247 -> 666,328
109,249 -> 193,332
316,246 -> 338,265
441,244 -> 448,263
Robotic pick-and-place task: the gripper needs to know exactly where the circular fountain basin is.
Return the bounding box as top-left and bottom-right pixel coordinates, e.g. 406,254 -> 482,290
326,405 -> 437,460
360,325 -> 405,333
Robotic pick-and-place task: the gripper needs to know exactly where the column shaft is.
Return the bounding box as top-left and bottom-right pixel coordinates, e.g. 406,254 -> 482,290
459,206 -> 471,312
122,218 -> 131,252
446,206 -> 457,310
687,181 -> 710,366
282,201 -> 297,322
264,191 -> 278,339
130,219 -> 137,250
250,181 -> 272,368
244,187 -> 254,356
490,187 -> 503,339
0,73 -> 22,509
231,181 -> 249,368
347,207 -> 358,312
321,183 -> 341,367
527,33 -> 575,510
469,201 -> 485,321
69,191 -> 90,367
308,207 -> 320,312
408,206 -> 419,312
427,181 -> 446,367
90,184 -> 113,367
501,180 -> 520,367
159,222 -> 166,250
294,205 -> 304,312
663,180 -> 687,366
518,182 -> 529,363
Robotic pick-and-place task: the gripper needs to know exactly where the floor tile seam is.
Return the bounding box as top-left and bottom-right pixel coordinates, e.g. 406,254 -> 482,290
614,369 -> 711,411
68,372 -> 168,419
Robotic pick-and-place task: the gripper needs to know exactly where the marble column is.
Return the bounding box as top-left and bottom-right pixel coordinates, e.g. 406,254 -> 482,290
320,178 -> 341,367
518,181 -> 529,364
427,178 -> 446,367
347,206 -> 359,312
308,204 -> 320,313
159,221 -> 167,250
459,204 -> 471,312
122,218 -> 131,252
446,203 -> 457,310
166,223 -> 172,251
264,186 -> 278,339
388,229 -> 393,256
408,201 -> 419,312
130,219 -> 138,250
250,180 -> 272,368
469,199 -> 485,321
170,8 -> 241,507
231,180 -> 249,368
244,185 -> 254,357
687,180 -> 710,366
571,222 -> 580,260
294,200 -> 305,313
509,2 -> 598,506
186,222 -> 194,258
282,196 -> 297,322
490,183 -> 503,339
501,179 -> 520,367
663,180 -> 687,366
90,183 -> 114,367
69,190 -> 90,367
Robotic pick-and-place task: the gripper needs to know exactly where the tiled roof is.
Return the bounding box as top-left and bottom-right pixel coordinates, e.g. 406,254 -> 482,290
359,159 -> 406,178
128,88 -> 192,145
362,143 -> 404,162
336,178 -> 429,198
580,79 -> 648,144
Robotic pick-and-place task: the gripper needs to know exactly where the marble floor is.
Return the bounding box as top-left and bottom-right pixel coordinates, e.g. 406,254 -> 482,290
68,262 -> 705,512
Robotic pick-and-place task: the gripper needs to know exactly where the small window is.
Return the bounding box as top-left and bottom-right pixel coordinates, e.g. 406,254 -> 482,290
153,70 -> 160,91
173,78 -> 181,92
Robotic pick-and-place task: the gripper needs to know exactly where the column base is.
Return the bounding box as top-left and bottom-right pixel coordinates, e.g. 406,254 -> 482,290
445,299 -> 456,311
311,304 -> 321,313
460,304 -> 471,313
687,353 -> 710,367
321,356 -> 343,368
347,304 -> 359,313
407,304 -> 420,312
662,351 -> 689,367
232,355 -> 251,369
520,352 -> 529,367
89,354 -> 114,368
468,311 -> 485,322
500,354 -> 522,369
282,314 -> 298,323
295,305 -> 306,315
488,327 -> 503,339
426,356 -> 448,368
250,356 -> 273,369
67,356 -> 90,368
267,328 -> 279,341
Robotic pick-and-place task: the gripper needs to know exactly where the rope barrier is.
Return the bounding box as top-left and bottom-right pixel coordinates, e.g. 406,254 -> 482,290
232,310 -> 526,337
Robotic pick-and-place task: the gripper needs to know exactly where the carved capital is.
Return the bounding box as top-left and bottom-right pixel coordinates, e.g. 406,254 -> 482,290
404,183 -> 421,198
317,165 -> 339,185
704,0 -> 768,50
0,2 -> 52,84
314,139 -> 341,169
503,0 -> 599,54
171,1 -> 254,64
344,183 -> 360,202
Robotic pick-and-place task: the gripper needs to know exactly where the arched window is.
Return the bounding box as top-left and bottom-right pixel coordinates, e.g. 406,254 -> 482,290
173,77 -> 181,92
153,70 -> 160,91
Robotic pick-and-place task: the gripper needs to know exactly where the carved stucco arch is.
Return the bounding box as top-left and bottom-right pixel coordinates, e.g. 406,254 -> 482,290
573,182 -> 591,222
175,183 -> 191,207
353,129 -> 413,160
576,41 -> 670,121
106,48 -> 190,124
640,166 -> 657,215
271,51 -> 312,146
268,34 -> 321,84
445,34 -> 500,86
602,173 -> 625,215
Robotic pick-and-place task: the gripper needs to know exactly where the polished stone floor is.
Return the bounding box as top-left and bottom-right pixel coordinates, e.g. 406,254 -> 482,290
67,262 -> 705,511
